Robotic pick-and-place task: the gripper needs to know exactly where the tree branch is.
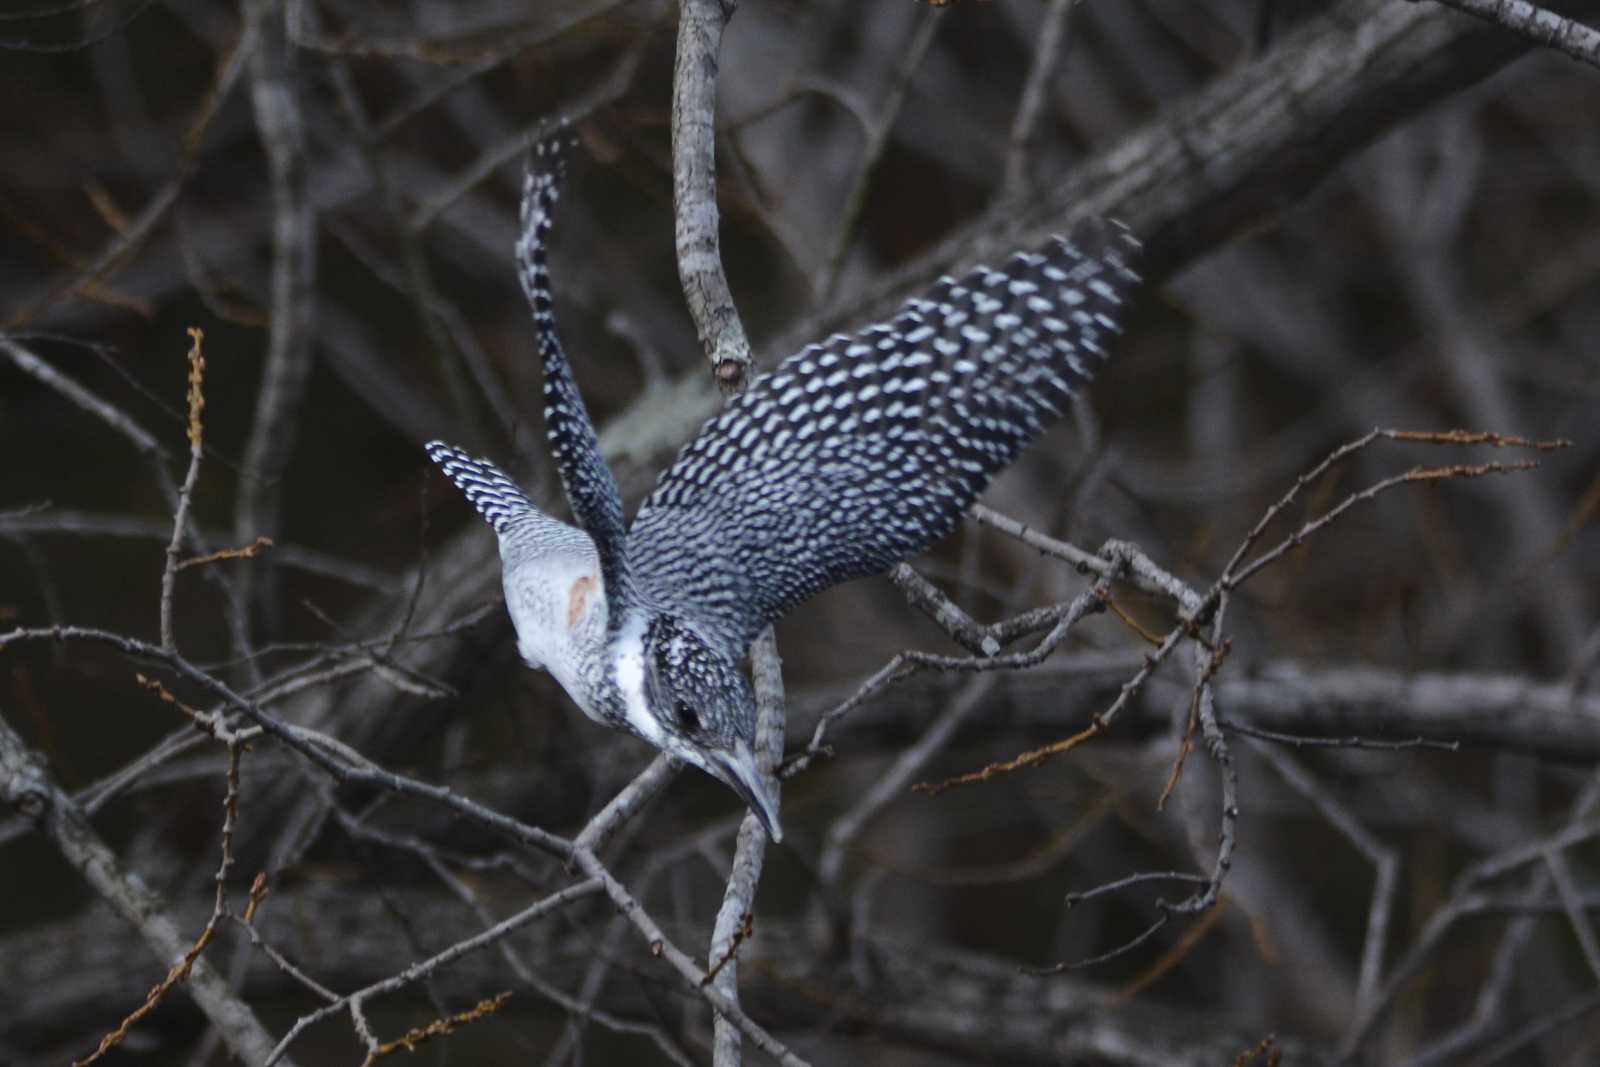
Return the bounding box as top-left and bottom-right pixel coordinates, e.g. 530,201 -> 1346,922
781,0 -> 1600,353
237,0 -> 317,638
0,709 -> 297,1067
1412,0 -> 1600,68
672,0 -> 752,391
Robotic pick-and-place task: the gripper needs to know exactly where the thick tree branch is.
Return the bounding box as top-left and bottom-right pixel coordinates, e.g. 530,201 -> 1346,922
781,0 -> 1600,353
839,651 -> 1600,763
1413,0 -> 1600,68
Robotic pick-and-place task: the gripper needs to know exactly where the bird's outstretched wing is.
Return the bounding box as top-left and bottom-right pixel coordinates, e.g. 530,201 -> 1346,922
425,439 -> 595,570
626,219 -> 1142,658
425,440 -> 538,534
519,133 -> 633,634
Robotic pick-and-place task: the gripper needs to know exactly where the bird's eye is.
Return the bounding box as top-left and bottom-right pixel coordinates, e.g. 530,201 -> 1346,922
672,699 -> 701,733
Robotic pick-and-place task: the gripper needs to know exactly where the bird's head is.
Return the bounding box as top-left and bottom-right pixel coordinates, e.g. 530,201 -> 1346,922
614,614 -> 782,842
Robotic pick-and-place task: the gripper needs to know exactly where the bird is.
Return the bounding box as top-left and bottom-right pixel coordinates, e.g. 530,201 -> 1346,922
427,135 -> 1141,844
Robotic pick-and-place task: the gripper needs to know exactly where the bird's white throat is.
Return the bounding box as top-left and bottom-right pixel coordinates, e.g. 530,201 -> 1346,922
612,614 -> 663,747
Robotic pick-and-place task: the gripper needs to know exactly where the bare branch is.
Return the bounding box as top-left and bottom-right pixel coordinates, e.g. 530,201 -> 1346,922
566,844 -> 812,1067
237,0 -> 317,637
1412,0 -> 1600,68
160,328 -> 205,651
1003,0 -> 1081,197
710,626 -> 783,1066
818,5 -> 944,301
263,881 -> 600,1066
0,710 -> 296,1067
0,334 -> 164,460
1251,742 -> 1398,1017
785,0 -> 1600,350
672,0 -> 752,390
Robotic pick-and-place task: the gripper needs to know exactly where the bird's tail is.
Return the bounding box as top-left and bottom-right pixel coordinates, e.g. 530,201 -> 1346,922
425,440 -> 537,535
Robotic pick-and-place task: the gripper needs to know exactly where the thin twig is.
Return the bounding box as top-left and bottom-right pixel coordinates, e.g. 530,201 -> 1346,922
914,698 -> 1103,797
1115,897 -> 1229,1001
178,536 -> 273,572
340,813 -> 696,1066
566,846 -> 813,1067
1219,429 -> 1566,589
1252,741 -> 1397,1017
0,509 -> 395,591
73,741 -> 242,1066
1220,719 -> 1460,751
1003,0 -> 1081,196
824,672 -> 1001,880
1157,680 -> 1203,811
709,626 -> 784,1065
798,576 -> 1113,773
355,992 -> 512,1067
1025,912 -> 1172,974
264,884 -> 599,1066
1228,458 -> 1542,590
237,0 -> 317,638
819,5 -> 944,302
232,873 -> 341,1003
161,328 -> 206,651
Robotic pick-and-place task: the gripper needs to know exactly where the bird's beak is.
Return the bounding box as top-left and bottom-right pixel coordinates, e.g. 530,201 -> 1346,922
710,741 -> 783,844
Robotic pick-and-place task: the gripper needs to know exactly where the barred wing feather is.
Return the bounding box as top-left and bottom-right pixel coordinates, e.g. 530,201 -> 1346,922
625,217 -> 1142,657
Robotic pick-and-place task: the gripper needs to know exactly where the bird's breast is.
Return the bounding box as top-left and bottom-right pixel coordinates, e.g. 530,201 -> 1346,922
503,554 -> 607,721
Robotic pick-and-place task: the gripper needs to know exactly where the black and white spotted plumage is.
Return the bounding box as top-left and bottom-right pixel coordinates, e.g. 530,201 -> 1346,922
628,218 -> 1140,658
517,136 -> 633,635
424,440 -> 536,535
427,133 -> 1142,843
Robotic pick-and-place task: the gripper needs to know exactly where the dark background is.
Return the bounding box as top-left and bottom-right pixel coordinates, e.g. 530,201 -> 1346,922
1,1 -> 1598,1064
